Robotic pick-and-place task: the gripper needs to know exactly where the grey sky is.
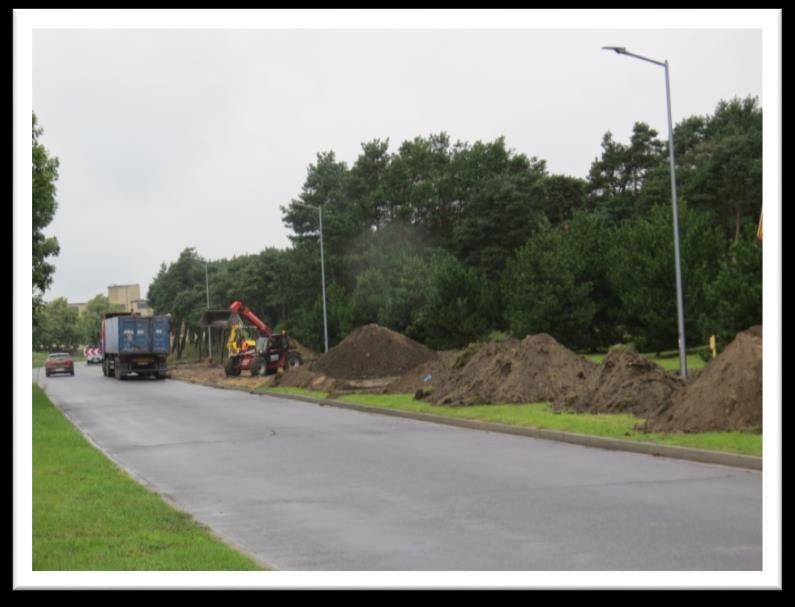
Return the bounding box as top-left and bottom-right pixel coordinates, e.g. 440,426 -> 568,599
31,23 -> 764,304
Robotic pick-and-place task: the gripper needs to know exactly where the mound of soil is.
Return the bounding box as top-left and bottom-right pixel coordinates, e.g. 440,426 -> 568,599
310,324 -> 436,380
425,334 -> 596,406
384,350 -> 460,394
646,327 -> 763,433
557,347 -> 685,417
272,365 -> 330,390
291,339 -> 319,363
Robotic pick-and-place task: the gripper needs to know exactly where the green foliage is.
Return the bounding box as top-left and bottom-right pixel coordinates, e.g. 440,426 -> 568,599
147,248 -> 209,358
607,202 -> 726,352
147,98 -> 762,356
698,223 -> 763,348
448,138 -> 547,277
531,174 -> 588,225
78,295 -> 124,346
646,96 -> 762,241
407,252 -> 499,350
587,122 -> 666,223
290,281 -> 353,352
349,268 -> 388,328
32,113 -> 61,324
502,213 -> 618,350
32,298 -> 81,352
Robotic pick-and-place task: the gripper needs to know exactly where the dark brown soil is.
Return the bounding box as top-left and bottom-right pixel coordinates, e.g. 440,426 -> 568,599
556,346 -> 685,417
424,334 -> 596,406
383,350 -> 460,394
645,326 -> 763,433
291,339 -> 319,363
310,324 -> 436,380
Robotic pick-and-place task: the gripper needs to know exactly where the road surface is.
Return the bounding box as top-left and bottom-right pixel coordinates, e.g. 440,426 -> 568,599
35,365 -> 762,570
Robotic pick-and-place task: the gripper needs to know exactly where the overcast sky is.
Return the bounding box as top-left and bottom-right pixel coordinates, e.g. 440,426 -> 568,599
28,14 -> 768,304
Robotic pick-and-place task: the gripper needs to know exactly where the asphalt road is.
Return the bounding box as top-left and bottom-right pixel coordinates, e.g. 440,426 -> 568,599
35,365 -> 762,571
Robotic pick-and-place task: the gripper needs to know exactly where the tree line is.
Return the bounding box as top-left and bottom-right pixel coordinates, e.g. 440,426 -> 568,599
40,96 -> 760,358
148,96 -> 762,357
33,295 -> 124,352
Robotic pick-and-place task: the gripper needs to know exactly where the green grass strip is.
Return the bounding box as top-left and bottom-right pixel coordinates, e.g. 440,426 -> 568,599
336,393 -> 762,457
32,384 -> 262,570
258,385 -> 329,400
581,352 -> 707,371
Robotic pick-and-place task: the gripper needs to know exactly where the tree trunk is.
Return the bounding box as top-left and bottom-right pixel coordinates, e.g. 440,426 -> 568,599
178,323 -> 188,359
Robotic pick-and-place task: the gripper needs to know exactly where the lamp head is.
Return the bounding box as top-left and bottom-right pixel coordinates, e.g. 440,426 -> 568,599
602,46 -> 627,54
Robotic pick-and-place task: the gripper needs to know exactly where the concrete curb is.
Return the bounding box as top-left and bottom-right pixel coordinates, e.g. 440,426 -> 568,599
175,378 -> 762,471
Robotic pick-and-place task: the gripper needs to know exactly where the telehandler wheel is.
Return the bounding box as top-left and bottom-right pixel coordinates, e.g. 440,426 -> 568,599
286,351 -> 303,370
224,358 -> 241,377
250,356 -> 264,376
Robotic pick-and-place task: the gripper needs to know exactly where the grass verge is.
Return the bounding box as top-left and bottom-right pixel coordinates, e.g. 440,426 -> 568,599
258,385 -> 329,400
32,383 -> 263,570
581,351 -> 707,372
335,393 -> 762,457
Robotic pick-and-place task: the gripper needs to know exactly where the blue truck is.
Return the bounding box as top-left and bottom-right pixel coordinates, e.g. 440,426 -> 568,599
101,313 -> 170,380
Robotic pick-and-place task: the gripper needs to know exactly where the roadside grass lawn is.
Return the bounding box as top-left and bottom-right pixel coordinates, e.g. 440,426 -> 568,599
582,351 -> 707,372
33,351 -> 85,368
32,384 -> 262,570
335,393 -> 762,457
257,385 -> 329,400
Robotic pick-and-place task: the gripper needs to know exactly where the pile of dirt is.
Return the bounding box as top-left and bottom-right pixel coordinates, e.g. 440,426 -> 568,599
646,326 -> 763,433
384,350 -> 460,394
271,365 -> 336,392
310,324 -> 436,380
425,334 -> 596,406
556,346 -> 685,417
291,338 -> 319,363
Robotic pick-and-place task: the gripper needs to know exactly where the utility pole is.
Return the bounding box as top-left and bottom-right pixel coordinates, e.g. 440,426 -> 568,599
602,46 -> 688,378
318,205 -> 329,353
293,202 -> 329,353
205,260 -> 212,362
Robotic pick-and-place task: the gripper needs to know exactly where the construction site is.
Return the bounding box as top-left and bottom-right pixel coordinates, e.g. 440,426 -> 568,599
170,305 -> 763,434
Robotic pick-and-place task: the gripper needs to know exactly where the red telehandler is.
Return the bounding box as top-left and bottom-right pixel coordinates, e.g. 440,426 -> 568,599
199,300 -> 303,377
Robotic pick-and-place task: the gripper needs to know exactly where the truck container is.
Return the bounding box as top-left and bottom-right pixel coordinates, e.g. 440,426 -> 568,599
101,313 -> 170,380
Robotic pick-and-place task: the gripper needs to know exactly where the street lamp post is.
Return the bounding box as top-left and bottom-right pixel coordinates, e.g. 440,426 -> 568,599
294,202 -> 329,353
603,46 -> 688,379
205,260 -> 213,362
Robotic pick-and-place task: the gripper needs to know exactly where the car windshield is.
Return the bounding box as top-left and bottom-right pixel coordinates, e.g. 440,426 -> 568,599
48,353 -> 70,359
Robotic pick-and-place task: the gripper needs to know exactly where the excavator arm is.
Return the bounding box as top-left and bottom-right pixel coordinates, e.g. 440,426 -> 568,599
230,301 -> 273,337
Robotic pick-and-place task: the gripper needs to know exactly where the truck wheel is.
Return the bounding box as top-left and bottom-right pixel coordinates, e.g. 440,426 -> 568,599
115,365 -> 126,380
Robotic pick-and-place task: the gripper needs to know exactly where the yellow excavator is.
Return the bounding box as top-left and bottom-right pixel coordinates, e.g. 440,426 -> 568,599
226,320 -> 257,355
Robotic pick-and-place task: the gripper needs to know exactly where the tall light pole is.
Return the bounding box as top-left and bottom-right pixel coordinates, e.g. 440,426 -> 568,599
205,259 -> 213,362
603,46 -> 688,379
293,202 -> 329,353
